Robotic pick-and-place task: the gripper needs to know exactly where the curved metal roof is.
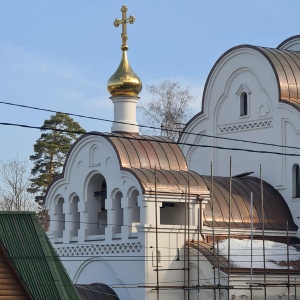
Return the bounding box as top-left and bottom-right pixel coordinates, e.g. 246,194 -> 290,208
180,42 -> 300,138
129,168 -> 209,195
202,176 -> 297,231
257,46 -> 300,110
75,283 -> 120,300
47,133 -> 202,196
103,133 -> 209,195
104,133 -> 188,171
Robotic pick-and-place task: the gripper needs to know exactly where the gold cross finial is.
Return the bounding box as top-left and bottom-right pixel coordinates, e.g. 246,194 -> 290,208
114,5 -> 135,51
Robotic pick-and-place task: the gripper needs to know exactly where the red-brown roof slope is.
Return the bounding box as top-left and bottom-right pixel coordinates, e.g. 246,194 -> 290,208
180,43 -> 300,139
202,176 -> 297,231
104,133 -> 209,195
54,133 -> 209,196
104,134 -> 188,171
257,46 -> 300,110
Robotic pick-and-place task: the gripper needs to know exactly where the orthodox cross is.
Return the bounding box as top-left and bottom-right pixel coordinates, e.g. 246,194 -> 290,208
114,5 -> 135,51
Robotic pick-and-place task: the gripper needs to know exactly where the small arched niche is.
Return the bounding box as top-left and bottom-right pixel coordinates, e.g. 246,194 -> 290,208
86,173 -> 107,237
70,195 -> 80,239
54,196 -> 65,240
128,189 -> 140,233
112,190 -> 123,236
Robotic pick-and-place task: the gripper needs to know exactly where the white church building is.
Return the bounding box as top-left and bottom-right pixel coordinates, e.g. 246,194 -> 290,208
45,6 -> 300,300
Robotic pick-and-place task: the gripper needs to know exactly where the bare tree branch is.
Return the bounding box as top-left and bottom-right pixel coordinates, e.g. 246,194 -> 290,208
138,80 -> 195,140
0,156 -> 37,211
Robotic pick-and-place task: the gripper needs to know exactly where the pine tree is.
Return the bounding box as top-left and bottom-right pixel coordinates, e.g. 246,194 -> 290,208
28,112 -> 85,198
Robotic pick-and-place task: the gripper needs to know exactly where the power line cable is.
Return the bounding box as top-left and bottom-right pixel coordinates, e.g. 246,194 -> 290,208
1,100 -> 300,151
1,121 -> 300,157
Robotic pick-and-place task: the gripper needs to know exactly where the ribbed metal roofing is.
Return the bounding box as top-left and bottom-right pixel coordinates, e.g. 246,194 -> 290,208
257,46 -> 300,110
129,168 -> 209,195
104,133 -> 188,170
0,212 -> 80,300
52,133 -> 205,196
202,176 -> 297,231
180,43 -> 300,137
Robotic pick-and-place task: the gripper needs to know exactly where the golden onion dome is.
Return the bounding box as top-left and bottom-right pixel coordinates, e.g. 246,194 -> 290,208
107,51 -> 142,97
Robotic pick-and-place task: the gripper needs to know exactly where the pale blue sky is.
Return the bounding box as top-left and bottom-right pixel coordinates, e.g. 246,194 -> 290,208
0,1 -> 299,163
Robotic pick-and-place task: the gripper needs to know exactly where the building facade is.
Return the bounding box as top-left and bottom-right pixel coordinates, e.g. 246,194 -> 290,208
45,7 -> 300,298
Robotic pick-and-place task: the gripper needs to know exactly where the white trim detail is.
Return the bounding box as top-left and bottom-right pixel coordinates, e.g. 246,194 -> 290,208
218,118 -> 272,134
55,242 -> 142,256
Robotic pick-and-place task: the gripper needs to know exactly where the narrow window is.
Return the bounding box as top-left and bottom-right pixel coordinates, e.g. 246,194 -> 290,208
295,164 -> 300,197
240,92 -> 248,116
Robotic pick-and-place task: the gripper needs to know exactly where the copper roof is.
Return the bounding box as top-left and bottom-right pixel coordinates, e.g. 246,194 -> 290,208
104,133 -> 188,170
202,176 -> 297,231
257,46 -> 300,110
103,133 -> 209,195
180,41 -> 300,137
47,133 -> 210,196
128,168 -> 209,195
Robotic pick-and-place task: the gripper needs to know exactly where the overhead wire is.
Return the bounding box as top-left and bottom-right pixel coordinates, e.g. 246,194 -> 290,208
1,100 -> 300,151
1,121 -> 300,157
1,101 -> 299,295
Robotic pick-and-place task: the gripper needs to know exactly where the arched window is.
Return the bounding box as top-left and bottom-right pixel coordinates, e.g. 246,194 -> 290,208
55,197 -> 65,239
128,189 -> 140,233
70,195 -> 80,238
86,173 -> 107,237
240,92 -> 248,116
112,191 -> 123,235
293,164 -> 300,198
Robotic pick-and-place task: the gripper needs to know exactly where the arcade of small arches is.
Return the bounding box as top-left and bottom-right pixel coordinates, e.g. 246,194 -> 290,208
51,172 -> 141,243
50,171 -> 195,244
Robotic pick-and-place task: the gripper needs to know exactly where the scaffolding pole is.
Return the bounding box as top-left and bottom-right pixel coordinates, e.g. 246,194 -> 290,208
228,157 -> 232,300
154,166 -> 159,300
187,175 -> 190,300
250,192 -> 253,300
287,220 -> 290,300
197,205 -> 200,300
184,186 -> 187,300
211,162 -> 217,300
260,164 -> 267,300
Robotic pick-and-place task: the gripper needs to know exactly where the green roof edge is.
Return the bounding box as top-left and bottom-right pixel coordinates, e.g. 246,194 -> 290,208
0,211 -> 80,300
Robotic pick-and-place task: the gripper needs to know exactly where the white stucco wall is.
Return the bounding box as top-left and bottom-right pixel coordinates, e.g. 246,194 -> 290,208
180,46 -> 300,233
45,134 -> 208,300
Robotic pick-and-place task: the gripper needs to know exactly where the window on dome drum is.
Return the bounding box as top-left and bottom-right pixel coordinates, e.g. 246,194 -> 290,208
240,92 -> 248,116
293,164 -> 300,198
